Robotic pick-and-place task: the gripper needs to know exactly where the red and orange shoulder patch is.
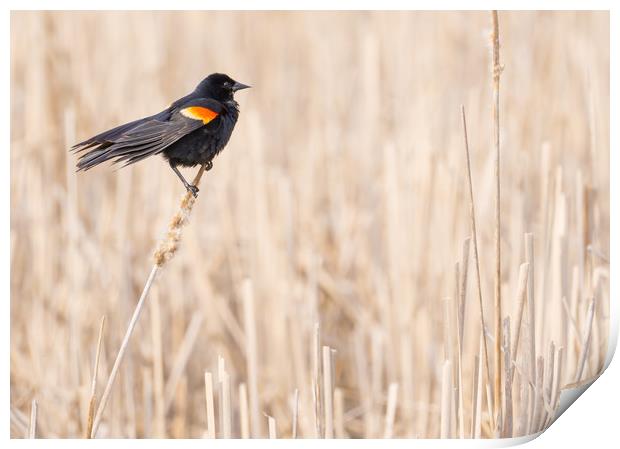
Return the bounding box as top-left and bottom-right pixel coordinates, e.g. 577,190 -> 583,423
180,106 -> 219,125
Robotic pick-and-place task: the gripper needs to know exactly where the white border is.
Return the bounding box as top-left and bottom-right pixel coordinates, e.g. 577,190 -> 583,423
3,3 -> 616,448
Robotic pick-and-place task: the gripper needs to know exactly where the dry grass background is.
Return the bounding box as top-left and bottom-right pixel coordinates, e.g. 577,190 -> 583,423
10,11 -> 609,438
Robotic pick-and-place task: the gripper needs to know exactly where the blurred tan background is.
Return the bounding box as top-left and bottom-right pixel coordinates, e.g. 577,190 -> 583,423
10,11 -> 609,438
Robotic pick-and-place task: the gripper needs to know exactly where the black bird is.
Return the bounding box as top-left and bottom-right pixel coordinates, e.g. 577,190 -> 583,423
73,73 -> 250,197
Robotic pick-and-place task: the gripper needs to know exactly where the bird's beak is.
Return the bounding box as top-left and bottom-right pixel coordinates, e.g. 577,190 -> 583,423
232,81 -> 251,92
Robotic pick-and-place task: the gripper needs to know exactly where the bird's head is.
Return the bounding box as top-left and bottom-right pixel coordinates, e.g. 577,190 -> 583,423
196,73 -> 250,102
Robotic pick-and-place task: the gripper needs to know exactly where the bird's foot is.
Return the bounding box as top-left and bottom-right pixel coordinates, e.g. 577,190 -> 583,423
205,161 -> 213,171
185,183 -> 199,198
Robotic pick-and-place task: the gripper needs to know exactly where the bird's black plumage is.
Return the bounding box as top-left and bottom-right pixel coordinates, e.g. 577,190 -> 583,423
73,73 -> 250,196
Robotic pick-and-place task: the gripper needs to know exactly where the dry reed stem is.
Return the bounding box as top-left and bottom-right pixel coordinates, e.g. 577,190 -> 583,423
531,357 -> 544,433
217,357 -> 225,435
540,343 -> 556,430
502,318 -> 512,437
221,370 -> 232,438
510,263 -> 530,385
384,383 -> 399,438
440,360 -> 452,438
524,233 -> 537,434
204,372 -> 215,438
267,414 -> 277,438
322,345 -> 334,438
490,10 -> 504,433
292,388 -> 299,439
524,234 -> 536,361
525,377 -> 536,435
458,239 -> 471,353
456,241 -> 470,438
460,105 -> 493,430
552,348 -> 564,407
85,316 -> 105,438
566,267 -> 581,376
28,400 -> 37,439
91,265 -> 158,437
239,383 -> 250,438
575,298 -> 596,382
91,165 -> 208,437
471,352 -> 482,438
456,349 -> 465,438
563,295 -> 581,350
456,242 -> 468,439
313,323 -> 322,438
544,347 -> 564,429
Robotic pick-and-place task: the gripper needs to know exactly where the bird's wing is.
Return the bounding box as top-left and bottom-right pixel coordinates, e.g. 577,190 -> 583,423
74,99 -> 223,170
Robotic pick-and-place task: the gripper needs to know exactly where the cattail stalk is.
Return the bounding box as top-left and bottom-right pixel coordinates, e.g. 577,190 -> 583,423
90,165 -> 207,437
491,10 -> 504,434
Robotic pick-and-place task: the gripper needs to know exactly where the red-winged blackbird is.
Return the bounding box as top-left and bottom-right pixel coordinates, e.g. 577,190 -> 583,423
73,73 -> 250,197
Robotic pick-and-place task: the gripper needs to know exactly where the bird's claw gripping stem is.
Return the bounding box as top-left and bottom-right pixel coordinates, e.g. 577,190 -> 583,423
186,183 -> 199,198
